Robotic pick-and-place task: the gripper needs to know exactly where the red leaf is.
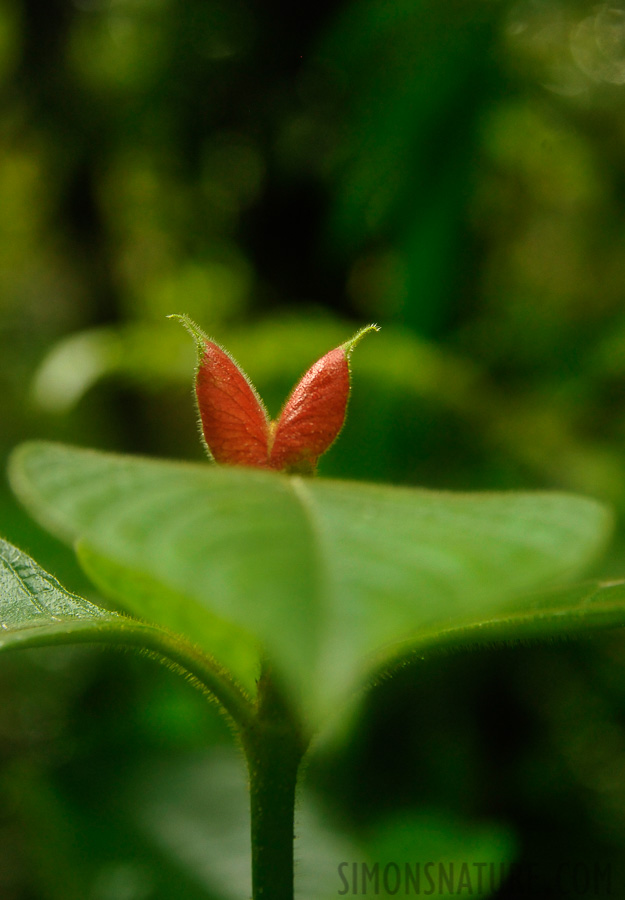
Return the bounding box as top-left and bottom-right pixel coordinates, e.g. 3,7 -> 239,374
269,346 -> 350,474
196,341 -> 270,468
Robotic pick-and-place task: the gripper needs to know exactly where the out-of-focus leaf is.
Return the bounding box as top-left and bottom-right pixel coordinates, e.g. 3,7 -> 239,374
31,324 -> 194,413
30,318 -> 472,415
10,441 -> 614,729
129,748 -> 514,900
129,748 -> 360,900
362,808 -> 516,899
375,579 -> 625,680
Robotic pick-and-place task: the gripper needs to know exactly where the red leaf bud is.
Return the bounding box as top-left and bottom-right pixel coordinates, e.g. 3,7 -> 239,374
171,315 -> 378,474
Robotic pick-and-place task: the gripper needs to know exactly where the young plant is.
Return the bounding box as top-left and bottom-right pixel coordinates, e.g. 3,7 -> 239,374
3,320 -> 625,899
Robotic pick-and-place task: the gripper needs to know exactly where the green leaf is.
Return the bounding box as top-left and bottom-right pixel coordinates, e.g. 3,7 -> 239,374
9,442 -> 617,729
0,537 -> 254,727
0,535 -> 120,648
373,580 -> 625,681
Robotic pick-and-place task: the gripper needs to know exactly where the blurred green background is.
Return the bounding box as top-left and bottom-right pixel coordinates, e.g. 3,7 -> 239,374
2,0 -> 625,896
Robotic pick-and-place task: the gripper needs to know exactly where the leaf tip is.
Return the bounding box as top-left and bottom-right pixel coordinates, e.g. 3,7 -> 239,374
168,313 -> 210,362
341,323 -> 380,358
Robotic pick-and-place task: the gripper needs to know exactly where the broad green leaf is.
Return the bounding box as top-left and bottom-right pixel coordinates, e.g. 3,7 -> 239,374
9,441 -> 617,728
0,537 -> 254,726
372,579 -> 625,682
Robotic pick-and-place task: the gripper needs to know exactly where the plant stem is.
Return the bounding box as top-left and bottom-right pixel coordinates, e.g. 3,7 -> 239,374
241,664 -> 307,900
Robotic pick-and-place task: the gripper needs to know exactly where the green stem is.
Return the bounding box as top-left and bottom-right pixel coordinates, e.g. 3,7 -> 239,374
241,664 -> 308,900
